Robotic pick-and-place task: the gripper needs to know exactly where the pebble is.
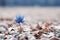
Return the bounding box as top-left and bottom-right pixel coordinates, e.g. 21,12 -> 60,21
0,17 -> 60,40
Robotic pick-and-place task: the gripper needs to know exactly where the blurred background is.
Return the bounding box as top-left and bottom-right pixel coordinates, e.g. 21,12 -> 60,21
0,0 -> 60,6
0,0 -> 60,21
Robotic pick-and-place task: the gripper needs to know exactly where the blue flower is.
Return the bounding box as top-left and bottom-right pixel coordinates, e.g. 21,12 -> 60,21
15,15 -> 24,24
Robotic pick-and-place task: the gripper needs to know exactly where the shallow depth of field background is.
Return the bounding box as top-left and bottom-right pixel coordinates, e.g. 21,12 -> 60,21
0,0 -> 60,21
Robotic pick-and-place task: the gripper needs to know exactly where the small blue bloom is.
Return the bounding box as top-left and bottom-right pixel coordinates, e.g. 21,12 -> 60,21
15,15 -> 24,24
